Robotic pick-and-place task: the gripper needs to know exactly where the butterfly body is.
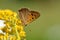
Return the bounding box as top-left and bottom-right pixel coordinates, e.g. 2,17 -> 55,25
18,8 -> 40,26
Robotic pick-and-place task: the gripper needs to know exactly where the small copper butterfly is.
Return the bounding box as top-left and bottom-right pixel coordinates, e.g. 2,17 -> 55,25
18,8 -> 40,26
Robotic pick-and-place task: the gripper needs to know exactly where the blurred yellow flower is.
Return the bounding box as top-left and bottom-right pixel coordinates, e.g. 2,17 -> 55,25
0,9 -> 26,40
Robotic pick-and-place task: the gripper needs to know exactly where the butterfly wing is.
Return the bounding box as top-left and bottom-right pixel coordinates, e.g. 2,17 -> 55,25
18,8 -> 40,26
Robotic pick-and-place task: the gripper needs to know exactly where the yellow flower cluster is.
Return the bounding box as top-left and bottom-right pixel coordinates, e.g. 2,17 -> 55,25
0,9 -> 26,40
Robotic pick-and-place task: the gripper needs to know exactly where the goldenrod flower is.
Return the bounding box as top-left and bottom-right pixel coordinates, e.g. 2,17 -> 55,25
0,9 -> 26,40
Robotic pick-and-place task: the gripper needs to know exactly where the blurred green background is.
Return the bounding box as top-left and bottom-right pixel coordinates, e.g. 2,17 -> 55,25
0,0 -> 60,40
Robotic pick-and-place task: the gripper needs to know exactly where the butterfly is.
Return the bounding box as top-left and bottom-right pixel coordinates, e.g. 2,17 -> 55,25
18,8 -> 40,26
